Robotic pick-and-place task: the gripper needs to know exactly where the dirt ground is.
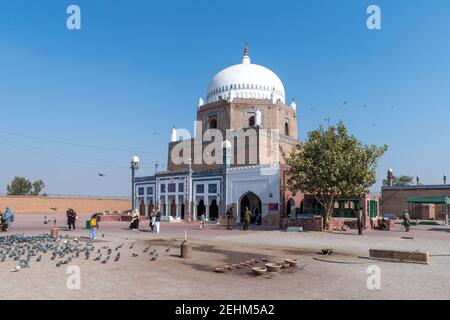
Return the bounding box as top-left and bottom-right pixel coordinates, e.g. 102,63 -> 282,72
1,213 -> 450,300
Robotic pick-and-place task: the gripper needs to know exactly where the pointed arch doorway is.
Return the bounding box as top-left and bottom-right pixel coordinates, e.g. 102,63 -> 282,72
239,192 -> 262,224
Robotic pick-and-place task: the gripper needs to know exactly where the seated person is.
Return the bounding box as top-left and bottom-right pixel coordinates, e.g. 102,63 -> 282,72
379,218 -> 390,231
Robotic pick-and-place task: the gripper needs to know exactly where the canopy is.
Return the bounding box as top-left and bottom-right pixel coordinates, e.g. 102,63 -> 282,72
407,196 -> 450,205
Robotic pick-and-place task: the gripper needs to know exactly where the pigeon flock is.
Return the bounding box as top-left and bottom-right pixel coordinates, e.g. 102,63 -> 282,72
0,233 -> 161,273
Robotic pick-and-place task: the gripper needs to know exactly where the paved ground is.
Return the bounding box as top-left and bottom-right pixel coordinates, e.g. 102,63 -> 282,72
1,213 -> 449,300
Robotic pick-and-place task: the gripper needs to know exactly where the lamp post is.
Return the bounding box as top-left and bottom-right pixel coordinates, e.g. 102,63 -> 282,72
131,155 -> 140,211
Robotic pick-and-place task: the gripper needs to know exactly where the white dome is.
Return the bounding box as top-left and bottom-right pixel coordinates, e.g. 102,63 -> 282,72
206,48 -> 285,104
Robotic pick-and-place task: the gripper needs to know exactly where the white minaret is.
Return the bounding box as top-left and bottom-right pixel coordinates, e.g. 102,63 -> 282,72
255,108 -> 262,127
271,90 -> 276,104
290,99 -> 297,111
198,97 -> 204,108
171,127 -> 177,142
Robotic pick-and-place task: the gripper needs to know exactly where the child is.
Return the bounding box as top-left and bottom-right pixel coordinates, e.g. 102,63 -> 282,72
89,215 -> 98,240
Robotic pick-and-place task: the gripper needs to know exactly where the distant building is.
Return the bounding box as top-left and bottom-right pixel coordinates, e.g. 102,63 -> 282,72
382,184 -> 450,220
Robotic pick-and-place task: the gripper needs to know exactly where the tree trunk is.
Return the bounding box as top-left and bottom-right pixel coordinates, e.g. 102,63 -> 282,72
323,203 -> 334,231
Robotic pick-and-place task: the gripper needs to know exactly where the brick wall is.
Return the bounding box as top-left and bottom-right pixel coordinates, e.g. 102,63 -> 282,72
279,216 -> 323,231
0,195 -> 130,215
381,186 -> 450,219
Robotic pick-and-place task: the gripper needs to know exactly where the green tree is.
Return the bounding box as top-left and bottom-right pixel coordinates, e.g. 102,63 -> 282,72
30,180 -> 45,196
382,175 -> 414,187
286,121 -> 387,230
6,177 -> 45,196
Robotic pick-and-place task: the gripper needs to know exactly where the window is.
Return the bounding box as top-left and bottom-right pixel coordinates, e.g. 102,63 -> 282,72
249,116 -> 255,127
196,184 -> 205,194
208,184 -> 217,194
178,183 -> 184,192
285,122 -> 290,136
138,187 -> 144,196
160,184 -> 166,193
209,118 -> 217,129
168,183 -> 176,193
147,187 -> 153,195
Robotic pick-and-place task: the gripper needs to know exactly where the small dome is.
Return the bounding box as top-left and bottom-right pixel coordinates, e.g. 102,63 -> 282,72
206,46 -> 285,104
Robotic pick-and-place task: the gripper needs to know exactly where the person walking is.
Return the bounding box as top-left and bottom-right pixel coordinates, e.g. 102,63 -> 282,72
149,209 -> 156,233
129,209 -> 140,231
402,210 -> 411,232
89,215 -> 98,240
243,207 -> 252,231
68,209 -> 77,230
226,207 -> 233,230
356,207 -> 364,235
154,208 -> 161,234
3,207 -> 14,231
199,213 -> 206,229
66,208 -> 71,229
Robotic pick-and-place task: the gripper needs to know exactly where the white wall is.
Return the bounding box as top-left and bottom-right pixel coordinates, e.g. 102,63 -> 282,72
226,164 -> 280,222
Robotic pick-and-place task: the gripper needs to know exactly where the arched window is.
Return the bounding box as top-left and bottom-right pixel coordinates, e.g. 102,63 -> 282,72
249,116 -> 255,127
209,118 -> 217,129
285,122 -> 290,136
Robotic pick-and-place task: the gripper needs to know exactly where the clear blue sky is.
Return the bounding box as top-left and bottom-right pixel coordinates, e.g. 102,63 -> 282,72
1,0 -> 449,197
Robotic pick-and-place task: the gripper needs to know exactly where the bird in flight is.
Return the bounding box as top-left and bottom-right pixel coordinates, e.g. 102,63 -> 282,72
98,173 -> 106,177
342,101 -> 348,105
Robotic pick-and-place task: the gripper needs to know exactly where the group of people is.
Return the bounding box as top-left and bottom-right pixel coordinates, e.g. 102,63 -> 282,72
223,206 -> 261,231
129,208 -> 161,234
0,207 -> 14,231
356,207 -> 413,235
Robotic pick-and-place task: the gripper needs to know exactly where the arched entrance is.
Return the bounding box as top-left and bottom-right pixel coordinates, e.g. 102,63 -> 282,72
197,199 -> 206,220
181,203 -> 185,220
139,199 -> 145,216
209,199 -> 219,221
239,192 -> 262,224
286,198 -> 296,218
170,199 -> 177,218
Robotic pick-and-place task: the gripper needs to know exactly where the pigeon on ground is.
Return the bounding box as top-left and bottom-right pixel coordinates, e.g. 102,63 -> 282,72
129,243 -> 134,249
101,256 -> 110,264
36,255 -> 42,262
132,253 -> 139,257
114,253 -> 121,262
94,254 -> 102,261
10,266 -> 21,272
150,253 -> 159,261
165,246 -> 172,253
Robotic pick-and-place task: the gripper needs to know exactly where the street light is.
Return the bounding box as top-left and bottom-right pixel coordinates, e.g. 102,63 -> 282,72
131,155 -> 140,211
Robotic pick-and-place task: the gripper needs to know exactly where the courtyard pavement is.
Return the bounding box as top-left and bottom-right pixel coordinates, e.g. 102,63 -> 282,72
1,213 -> 449,300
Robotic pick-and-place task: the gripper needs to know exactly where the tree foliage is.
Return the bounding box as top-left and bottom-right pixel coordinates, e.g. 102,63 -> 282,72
382,175 -> 414,187
286,121 -> 387,230
6,177 -> 46,196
